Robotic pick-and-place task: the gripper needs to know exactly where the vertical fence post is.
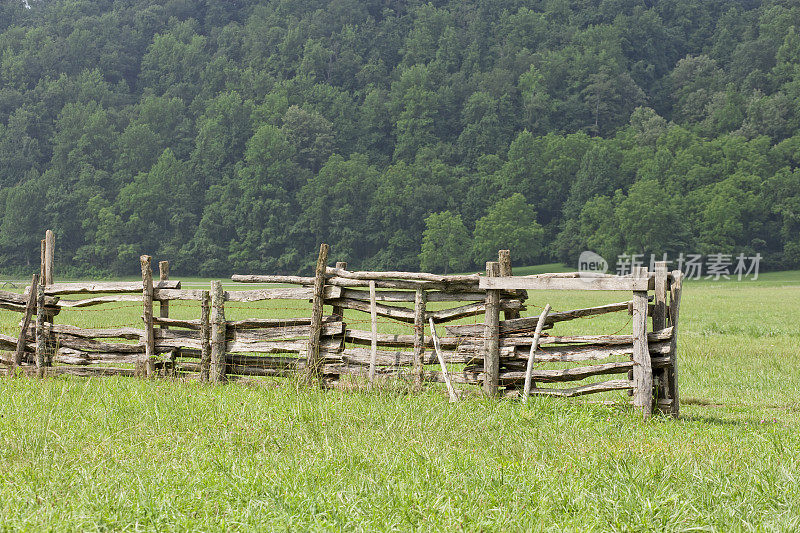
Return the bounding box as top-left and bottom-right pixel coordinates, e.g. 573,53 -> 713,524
42,231 -> 55,368
668,270 -> 683,418
631,266 -> 652,417
140,255 -> 155,378
653,261 -> 669,414
306,244 -> 329,385
483,261 -> 501,396
368,281 -> 378,386
332,261 -> 346,319
200,290 -> 211,382
210,280 -> 227,383
35,279 -> 46,378
158,261 -> 175,376
159,261 -> 170,325
498,250 -> 520,320
413,288 -> 427,389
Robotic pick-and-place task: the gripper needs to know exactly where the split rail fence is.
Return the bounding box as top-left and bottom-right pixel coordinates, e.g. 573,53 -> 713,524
0,232 -> 683,418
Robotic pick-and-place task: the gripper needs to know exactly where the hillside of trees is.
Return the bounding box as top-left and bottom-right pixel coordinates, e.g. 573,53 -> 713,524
1,0 -> 799,276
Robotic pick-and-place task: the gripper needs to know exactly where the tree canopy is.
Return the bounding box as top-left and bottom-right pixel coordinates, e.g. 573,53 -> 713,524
1,0 -> 799,275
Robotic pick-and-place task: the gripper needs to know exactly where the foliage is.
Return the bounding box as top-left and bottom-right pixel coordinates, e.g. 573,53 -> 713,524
1,0 -> 800,275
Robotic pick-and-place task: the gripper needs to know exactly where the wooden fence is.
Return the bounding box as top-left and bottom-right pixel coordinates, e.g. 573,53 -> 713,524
0,233 -> 682,418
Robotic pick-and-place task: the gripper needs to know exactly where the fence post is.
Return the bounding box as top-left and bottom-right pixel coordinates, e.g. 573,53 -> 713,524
158,261 -> 175,376
42,231 -> 55,368
200,290 -> 211,382
35,279 -> 46,378
332,262 -> 346,319
498,250 -> 521,321
653,261 -> 669,414
668,270 -> 683,418
140,255 -> 155,378
159,261 -> 170,325
631,266 -> 652,417
413,288 -> 427,389
210,280 -> 227,383
483,261 -> 501,396
306,244 -> 329,385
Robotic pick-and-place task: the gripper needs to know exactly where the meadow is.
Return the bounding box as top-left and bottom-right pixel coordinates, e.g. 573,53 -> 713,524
0,270 -> 799,531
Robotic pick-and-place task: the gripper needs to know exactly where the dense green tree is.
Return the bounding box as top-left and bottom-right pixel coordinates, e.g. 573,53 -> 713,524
419,211 -> 471,274
473,193 -> 544,265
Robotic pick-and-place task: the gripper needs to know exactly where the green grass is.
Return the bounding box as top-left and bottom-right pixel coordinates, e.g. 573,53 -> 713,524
1,271 -> 800,530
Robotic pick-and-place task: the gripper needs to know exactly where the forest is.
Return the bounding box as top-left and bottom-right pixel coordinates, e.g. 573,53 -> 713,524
0,0 -> 799,276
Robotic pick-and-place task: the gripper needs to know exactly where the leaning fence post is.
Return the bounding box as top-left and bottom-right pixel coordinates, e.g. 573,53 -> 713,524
413,288 -> 427,389
305,244 -> 329,385
11,273 -> 39,375
140,255 -> 155,378
631,266 -> 652,417
200,290 -> 211,382
210,280 -> 227,383
483,261 -> 501,396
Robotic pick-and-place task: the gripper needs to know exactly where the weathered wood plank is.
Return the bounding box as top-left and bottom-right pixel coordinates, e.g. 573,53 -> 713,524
45,280 -> 180,295
228,316 -> 340,329
499,327 -> 673,347
54,348 -> 143,365
153,317 -> 201,330
326,277 -> 480,291
502,361 -> 634,383
528,379 -> 633,398
230,274 -> 316,284
58,294 -> 142,307
323,346 -> 470,366
223,285 -> 341,302
325,267 -> 480,284
342,329 -> 459,349
480,276 -> 651,291
43,324 -> 143,340
325,297 -> 415,322
445,300 -> 633,337
339,288 -> 487,303
153,289 -> 205,301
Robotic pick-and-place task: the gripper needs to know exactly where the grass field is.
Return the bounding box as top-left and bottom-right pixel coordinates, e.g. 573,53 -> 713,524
1,270 -> 799,530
